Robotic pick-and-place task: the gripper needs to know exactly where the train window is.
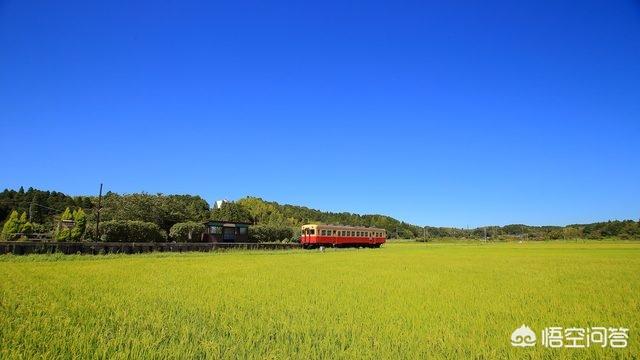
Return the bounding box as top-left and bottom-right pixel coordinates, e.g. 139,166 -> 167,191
310,229 -> 315,235
355,231 -> 359,236
332,230 -> 336,235
320,230 -> 325,236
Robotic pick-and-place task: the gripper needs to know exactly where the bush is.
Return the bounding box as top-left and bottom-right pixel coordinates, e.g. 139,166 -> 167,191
249,225 -> 294,243
31,223 -> 48,234
169,222 -> 206,242
99,220 -> 167,242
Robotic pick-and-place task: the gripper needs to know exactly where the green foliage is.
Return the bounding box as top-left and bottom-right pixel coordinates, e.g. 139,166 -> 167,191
169,222 -> 206,243
100,193 -> 210,232
99,220 -> 167,242
55,208 -> 88,242
55,229 -> 71,242
21,221 -> 34,235
2,211 -> 22,240
61,207 -> 72,221
210,202 -> 252,223
71,208 -> 87,240
248,225 -> 294,243
0,187 -> 90,227
237,197 -> 420,238
30,223 -> 47,234
2,188 -> 640,241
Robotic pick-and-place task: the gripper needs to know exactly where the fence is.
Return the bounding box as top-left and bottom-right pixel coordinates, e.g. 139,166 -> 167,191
0,241 -> 301,255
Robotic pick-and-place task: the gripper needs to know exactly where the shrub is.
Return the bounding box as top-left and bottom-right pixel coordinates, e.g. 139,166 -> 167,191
99,220 -> 167,242
169,222 -> 206,243
249,225 -> 294,243
31,223 -> 47,234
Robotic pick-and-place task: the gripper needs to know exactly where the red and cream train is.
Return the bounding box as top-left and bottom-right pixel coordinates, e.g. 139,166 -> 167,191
300,224 -> 386,248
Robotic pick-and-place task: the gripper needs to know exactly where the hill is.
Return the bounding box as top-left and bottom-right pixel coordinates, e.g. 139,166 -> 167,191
1,187 -> 639,240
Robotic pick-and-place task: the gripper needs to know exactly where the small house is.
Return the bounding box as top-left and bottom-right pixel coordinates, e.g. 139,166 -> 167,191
203,220 -> 250,243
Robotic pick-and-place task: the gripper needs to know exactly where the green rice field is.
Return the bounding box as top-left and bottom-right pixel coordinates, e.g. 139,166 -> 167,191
1,241 -> 638,359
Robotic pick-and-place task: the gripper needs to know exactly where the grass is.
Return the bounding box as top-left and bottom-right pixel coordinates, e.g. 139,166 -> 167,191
1,241 -> 638,359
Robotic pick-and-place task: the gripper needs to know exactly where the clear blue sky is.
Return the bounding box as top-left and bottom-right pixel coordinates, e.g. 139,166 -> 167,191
1,0 -> 639,227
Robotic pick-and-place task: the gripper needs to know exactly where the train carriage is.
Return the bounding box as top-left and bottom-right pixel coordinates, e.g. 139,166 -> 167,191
300,224 -> 386,248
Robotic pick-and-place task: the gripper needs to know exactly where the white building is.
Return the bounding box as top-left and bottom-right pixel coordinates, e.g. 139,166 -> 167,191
214,199 -> 229,209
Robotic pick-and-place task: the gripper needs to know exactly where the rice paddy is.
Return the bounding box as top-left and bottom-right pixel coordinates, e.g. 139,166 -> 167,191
1,241 -> 638,359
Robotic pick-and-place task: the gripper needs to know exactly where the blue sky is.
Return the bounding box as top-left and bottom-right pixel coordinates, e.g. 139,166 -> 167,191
1,0 -> 639,227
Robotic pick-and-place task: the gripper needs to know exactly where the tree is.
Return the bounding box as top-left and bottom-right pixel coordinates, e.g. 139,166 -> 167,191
169,222 -> 206,242
21,221 -> 34,235
61,207 -> 73,221
19,211 -> 28,226
55,207 -> 74,241
210,202 -> 252,223
71,208 -> 87,240
2,210 -> 21,240
99,193 -> 210,232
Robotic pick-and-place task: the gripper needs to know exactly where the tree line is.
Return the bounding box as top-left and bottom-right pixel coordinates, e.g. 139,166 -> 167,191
1,187 -> 639,241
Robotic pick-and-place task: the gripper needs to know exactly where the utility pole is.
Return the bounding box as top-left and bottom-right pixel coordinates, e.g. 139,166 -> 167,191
96,183 -> 103,239
29,195 -> 35,223
484,227 -> 487,241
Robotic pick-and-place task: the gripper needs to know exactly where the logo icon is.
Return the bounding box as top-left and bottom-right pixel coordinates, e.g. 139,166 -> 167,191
511,325 -> 537,347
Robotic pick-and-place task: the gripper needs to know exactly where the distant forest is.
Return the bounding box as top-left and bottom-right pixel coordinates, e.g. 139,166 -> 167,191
1,187 -> 639,240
